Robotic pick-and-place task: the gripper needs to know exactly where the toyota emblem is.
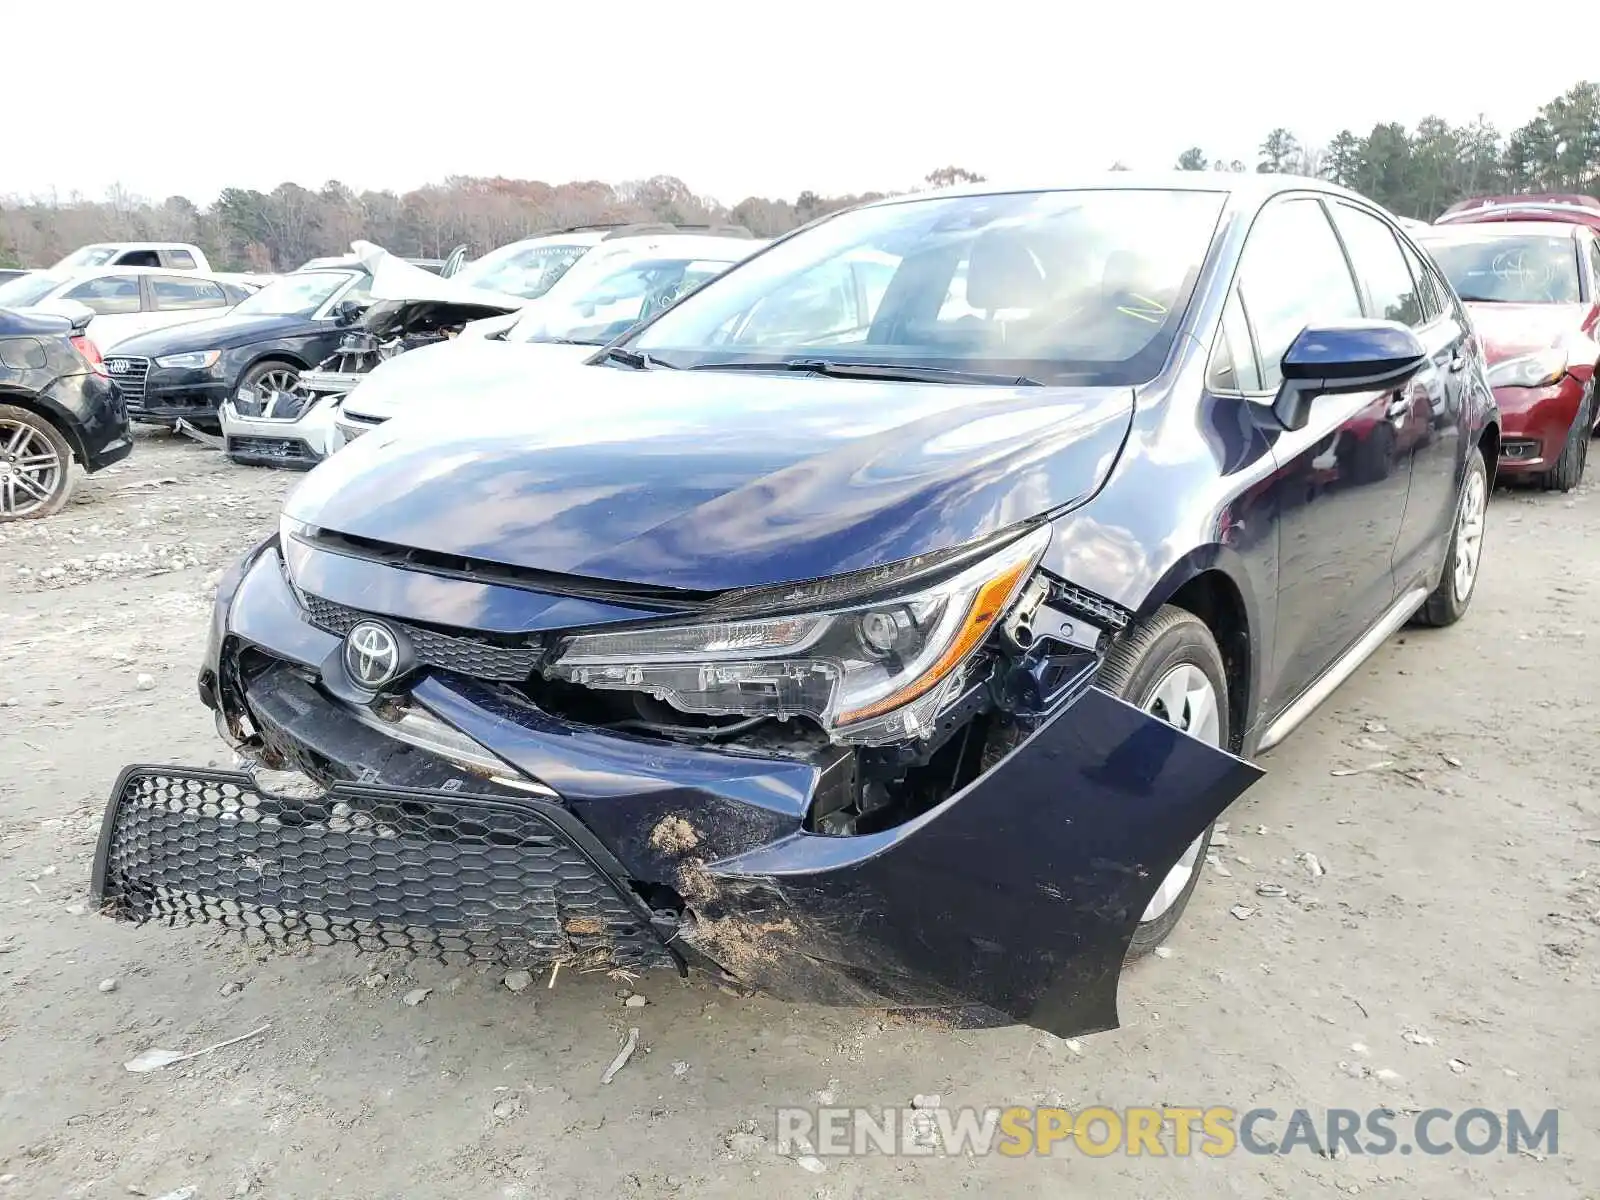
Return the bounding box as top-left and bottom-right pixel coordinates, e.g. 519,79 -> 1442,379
344,621 -> 407,690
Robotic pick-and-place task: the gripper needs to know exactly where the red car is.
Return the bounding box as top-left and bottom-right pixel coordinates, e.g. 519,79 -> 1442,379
1415,220 -> 1600,490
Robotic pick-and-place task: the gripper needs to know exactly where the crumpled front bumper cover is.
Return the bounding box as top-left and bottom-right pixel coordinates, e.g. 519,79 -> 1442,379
99,540 -> 1266,1038
218,396 -> 336,470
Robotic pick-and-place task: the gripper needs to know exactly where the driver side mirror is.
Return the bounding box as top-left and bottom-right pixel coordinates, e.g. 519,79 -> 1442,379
332,299 -> 365,325
1272,320 -> 1427,431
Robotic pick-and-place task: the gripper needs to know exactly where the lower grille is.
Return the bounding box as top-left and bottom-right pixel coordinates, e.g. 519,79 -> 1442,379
92,766 -> 676,970
104,355 -> 150,406
226,435 -> 320,467
302,592 -> 544,681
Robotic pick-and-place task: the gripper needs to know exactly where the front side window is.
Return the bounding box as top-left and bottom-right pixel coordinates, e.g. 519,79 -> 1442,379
454,241 -> 591,300
629,188 -> 1228,386
56,246 -> 118,268
151,276 -> 227,310
510,258 -> 734,344
1419,231 -> 1582,304
233,271 -> 358,317
64,274 -> 142,315
1330,204 -> 1423,327
1236,199 -> 1362,391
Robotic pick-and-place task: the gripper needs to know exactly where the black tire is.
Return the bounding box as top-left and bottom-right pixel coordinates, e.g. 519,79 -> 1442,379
234,359 -> 301,405
0,403 -> 74,522
1415,445 -> 1488,628
1539,382 -> 1590,492
1095,605 -> 1231,955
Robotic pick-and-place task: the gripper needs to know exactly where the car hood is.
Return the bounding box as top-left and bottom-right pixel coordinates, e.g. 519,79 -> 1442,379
341,339 -> 600,421
1466,302 -> 1587,362
110,311 -> 321,356
286,366 -> 1135,592
354,241 -> 527,311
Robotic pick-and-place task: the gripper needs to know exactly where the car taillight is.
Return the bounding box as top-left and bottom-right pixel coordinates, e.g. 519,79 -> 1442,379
71,333 -> 108,377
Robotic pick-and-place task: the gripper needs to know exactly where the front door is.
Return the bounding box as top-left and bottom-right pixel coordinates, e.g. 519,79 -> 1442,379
1231,196 -> 1415,719
1331,202 -> 1470,592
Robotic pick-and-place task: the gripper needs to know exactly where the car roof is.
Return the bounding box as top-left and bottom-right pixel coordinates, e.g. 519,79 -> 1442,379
31,265 -> 240,281
581,234 -> 767,260
862,171 -> 1380,210
1416,220 -> 1581,240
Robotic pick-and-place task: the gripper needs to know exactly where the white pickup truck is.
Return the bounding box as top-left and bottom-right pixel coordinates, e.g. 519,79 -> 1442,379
53,242 -> 216,271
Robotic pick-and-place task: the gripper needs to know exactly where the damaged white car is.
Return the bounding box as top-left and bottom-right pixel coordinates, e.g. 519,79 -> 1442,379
334,233 -> 769,446
217,242 -> 528,468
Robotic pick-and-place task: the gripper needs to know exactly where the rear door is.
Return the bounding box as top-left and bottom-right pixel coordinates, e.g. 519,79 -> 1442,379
146,275 -> 234,338
1328,202 -> 1468,592
1232,196 -> 1415,719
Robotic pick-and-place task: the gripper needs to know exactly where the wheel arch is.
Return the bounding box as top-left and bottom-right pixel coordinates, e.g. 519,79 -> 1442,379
1133,549 -> 1263,756
1478,417 -> 1501,490
0,385 -> 87,463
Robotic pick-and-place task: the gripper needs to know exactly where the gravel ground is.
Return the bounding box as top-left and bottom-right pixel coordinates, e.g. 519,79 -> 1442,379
1,430 -> 1597,1199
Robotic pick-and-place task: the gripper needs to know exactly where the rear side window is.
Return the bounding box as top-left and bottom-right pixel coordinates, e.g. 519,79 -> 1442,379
1236,199 -> 1362,391
167,249 -> 197,269
151,276 -> 227,310
1330,204 -> 1424,328
1207,291 -> 1262,392
64,274 -> 142,315
1397,238 -> 1444,322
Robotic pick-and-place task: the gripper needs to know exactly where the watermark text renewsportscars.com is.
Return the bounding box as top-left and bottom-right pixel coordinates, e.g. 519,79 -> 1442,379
775,1105 -> 1560,1158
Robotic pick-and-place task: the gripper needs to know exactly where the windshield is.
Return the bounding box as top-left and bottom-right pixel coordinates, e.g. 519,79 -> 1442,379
0,272 -> 68,307
628,189 -> 1226,385
1420,233 -> 1582,303
233,271 -> 355,317
453,241 -> 590,300
55,246 -> 119,268
508,257 -> 735,344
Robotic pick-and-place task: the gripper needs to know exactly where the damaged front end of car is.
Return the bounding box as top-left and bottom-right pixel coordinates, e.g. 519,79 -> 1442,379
91,516 -> 1261,1038
219,243 -> 526,469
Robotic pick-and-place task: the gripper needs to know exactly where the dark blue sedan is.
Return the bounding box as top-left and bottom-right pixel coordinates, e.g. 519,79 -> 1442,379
92,174 -> 1497,1039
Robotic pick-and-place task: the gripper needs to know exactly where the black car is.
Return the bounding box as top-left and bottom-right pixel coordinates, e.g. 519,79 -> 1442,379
104,268 -> 376,429
94,175 -> 1497,1039
0,307 -> 132,520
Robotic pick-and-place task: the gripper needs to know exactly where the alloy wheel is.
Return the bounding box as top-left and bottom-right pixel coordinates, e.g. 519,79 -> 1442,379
1139,663 -> 1223,923
240,368 -> 299,399
1453,467 -> 1487,602
0,418 -> 65,518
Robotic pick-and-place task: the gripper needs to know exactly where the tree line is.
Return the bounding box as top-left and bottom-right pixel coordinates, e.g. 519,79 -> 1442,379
4,82 -> 1599,272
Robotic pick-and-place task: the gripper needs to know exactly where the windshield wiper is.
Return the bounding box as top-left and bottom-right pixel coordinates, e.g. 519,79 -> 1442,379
1455,295 -> 1510,303
598,346 -> 676,369
689,359 -> 1044,386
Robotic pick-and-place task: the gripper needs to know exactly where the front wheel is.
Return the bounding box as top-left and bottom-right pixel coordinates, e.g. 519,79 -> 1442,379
1415,445 -> 1488,628
1095,605 -> 1231,955
1540,382 -> 1590,492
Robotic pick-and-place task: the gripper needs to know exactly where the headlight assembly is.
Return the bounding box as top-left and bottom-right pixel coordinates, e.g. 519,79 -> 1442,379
545,524 -> 1052,745
154,350 -> 221,370
1487,349 -> 1566,389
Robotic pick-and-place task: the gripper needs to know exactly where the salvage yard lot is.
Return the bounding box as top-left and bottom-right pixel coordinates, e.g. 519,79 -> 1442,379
1,430 -> 1597,1199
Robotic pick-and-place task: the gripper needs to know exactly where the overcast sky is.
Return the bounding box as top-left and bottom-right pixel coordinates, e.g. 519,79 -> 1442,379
12,1 -> 1590,206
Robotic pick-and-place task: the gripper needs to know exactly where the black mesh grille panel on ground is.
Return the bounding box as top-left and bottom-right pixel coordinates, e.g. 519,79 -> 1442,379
300,593 -> 544,682
93,767 -> 676,971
